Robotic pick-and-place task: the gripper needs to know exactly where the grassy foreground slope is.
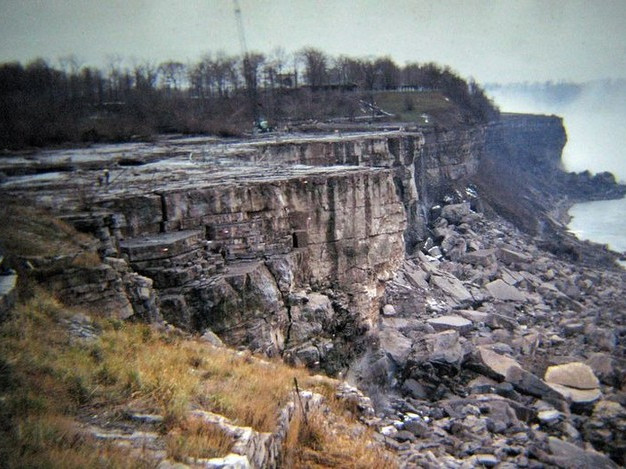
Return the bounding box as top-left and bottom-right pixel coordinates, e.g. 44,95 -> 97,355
0,293 -> 395,467
0,206 -> 396,468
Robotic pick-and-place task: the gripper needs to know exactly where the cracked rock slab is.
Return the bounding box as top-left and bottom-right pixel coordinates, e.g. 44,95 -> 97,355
426,315 -> 473,335
473,346 -> 522,381
430,274 -> 473,305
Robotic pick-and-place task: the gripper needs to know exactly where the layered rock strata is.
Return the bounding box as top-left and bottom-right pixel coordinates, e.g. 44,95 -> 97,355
2,113 -> 625,465
2,114 -> 621,365
0,144 -> 407,364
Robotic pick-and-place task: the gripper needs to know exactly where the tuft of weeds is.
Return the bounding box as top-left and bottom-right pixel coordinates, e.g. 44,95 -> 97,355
70,251 -> 101,268
282,409 -> 398,468
165,416 -> 234,462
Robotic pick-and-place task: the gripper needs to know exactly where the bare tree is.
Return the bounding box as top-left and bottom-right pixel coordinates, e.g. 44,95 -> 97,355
213,52 -> 239,97
298,47 -> 328,88
361,58 -> 377,91
105,54 -> 124,102
158,61 -> 186,91
374,57 -> 399,90
132,60 -> 158,92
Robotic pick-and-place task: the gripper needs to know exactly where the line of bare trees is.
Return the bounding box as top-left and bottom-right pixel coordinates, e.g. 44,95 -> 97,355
0,48 -> 498,149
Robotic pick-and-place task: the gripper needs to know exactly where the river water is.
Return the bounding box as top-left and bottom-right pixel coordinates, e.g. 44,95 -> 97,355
567,197 -> 626,254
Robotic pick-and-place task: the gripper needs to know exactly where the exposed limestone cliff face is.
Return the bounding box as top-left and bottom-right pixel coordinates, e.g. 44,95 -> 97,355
240,128 -> 486,251
0,147 -> 408,368
0,115 -> 586,371
486,113 -> 567,172
479,113 -> 625,239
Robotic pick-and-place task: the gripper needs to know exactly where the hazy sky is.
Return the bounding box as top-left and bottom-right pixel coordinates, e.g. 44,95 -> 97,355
0,0 -> 625,84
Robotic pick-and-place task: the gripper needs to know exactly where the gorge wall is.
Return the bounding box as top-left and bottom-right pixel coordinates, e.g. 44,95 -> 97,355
0,114 -> 570,370
479,113 -> 624,237
486,113 -> 567,171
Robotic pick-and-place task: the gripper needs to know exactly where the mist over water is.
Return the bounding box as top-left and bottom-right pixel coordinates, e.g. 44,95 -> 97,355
487,80 -> 626,255
487,80 -> 626,183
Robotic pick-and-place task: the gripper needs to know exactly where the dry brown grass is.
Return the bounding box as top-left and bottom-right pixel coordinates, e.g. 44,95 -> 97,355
165,415 -> 234,462
0,288 -> 386,467
0,293 -> 236,466
0,204 -> 96,259
282,409 -> 398,468
3,413 -> 152,469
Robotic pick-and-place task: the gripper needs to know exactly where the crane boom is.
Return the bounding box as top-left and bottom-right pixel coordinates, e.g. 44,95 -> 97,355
232,0 -> 261,129
233,0 -> 248,57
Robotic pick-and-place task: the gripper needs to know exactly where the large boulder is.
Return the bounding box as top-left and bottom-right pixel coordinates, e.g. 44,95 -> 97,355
545,362 -> 600,390
547,436 -> 618,468
472,346 -> 522,380
440,202 -> 472,224
430,273 -> 473,305
484,279 -> 528,302
378,327 -> 412,366
505,365 -> 566,407
426,315 -> 473,335
408,330 -> 469,368
545,362 -> 602,406
497,247 -> 532,265
461,249 -> 497,267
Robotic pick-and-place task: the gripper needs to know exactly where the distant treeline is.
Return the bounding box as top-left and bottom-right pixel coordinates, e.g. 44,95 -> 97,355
0,48 -> 498,149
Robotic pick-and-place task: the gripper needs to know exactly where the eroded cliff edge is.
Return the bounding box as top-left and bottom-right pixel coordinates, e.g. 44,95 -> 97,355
0,115 -> 623,373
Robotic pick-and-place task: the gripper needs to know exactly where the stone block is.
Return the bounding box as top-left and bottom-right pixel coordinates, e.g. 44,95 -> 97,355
461,249 -> 497,266
545,362 -> 600,390
548,436 -> 617,468
484,279 -> 528,302
430,274 -> 473,305
427,315 -> 473,335
120,230 -> 203,262
440,202 -> 472,224
379,327 -> 412,366
473,346 -> 521,381
497,247 -> 532,265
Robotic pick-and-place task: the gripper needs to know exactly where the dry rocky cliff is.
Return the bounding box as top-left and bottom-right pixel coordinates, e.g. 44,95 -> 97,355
1,125 -> 481,370
1,114 -> 625,467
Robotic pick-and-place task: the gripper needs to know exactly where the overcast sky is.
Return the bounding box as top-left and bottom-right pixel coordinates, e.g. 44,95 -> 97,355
0,0 -> 625,84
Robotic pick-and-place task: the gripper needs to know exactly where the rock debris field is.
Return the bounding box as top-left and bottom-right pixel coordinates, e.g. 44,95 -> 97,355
356,202 -> 626,468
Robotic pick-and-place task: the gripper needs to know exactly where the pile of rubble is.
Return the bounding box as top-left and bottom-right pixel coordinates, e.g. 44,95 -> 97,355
355,202 -> 626,467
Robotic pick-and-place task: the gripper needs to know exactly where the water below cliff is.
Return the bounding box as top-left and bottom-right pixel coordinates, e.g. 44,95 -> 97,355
567,196 -> 626,254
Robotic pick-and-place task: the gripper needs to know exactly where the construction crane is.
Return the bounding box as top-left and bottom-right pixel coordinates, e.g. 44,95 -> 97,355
233,0 -> 248,59
233,0 -> 269,132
